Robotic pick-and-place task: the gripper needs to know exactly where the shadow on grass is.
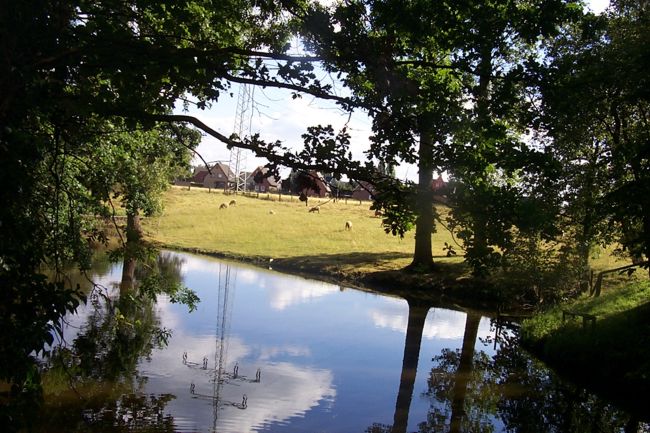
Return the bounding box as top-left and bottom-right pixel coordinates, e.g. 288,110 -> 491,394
270,251 -> 503,311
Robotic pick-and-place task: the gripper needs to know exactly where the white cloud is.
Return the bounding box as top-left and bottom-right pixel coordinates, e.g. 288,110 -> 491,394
267,280 -> 340,310
167,250 -> 340,311
139,300 -> 335,433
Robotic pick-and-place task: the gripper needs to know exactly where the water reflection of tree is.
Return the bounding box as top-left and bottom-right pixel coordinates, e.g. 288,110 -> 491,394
40,251 -> 196,431
366,304 -> 647,433
364,300 -> 430,433
419,318 -> 647,433
40,393 -> 177,433
419,312 -> 495,433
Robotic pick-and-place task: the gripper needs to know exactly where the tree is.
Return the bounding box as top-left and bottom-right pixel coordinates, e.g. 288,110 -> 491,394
88,121 -> 200,282
540,1 -> 650,274
298,0 -> 467,269
295,0 -> 580,274
0,0 -> 339,422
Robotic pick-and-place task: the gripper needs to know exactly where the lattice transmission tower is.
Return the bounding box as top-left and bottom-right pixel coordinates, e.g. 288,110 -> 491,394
212,263 -> 236,428
229,83 -> 255,193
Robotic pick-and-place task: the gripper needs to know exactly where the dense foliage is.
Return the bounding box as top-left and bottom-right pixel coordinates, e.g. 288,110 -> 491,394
1,0 -> 648,427
0,0 -> 309,428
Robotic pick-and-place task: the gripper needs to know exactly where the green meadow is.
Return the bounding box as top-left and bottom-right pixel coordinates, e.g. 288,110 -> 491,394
144,186 -> 463,275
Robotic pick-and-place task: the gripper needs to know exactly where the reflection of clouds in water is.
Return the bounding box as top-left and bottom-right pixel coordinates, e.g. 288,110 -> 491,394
142,296 -> 335,433
221,361 -> 335,433
370,305 -> 493,340
258,345 -> 312,360
171,252 -> 234,277
268,280 -> 339,310
171,252 -> 254,281
169,250 -> 340,311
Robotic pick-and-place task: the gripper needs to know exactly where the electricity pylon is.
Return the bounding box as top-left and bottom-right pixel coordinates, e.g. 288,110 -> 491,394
229,83 -> 255,193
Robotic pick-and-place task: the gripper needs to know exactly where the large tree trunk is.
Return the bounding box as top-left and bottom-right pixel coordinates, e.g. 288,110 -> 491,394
469,45 -> 493,268
391,301 -> 429,433
411,126 -> 435,270
643,210 -> 650,277
449,312 -> 481,433
577,151 -> 600,282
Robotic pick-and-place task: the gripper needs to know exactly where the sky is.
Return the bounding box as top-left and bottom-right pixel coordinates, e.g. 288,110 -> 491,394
181,0 -> 611,182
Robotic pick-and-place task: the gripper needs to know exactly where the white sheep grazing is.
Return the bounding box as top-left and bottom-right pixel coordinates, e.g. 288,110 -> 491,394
219,203 -> 228,210
345,220 -> 352,230
229,199 -> 237,206
309,206 -> 320,213
269,210 -> 275,214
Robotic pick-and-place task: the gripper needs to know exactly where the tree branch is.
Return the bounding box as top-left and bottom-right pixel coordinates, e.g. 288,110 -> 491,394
140,113 -> 370,177
221,73 -> 367,110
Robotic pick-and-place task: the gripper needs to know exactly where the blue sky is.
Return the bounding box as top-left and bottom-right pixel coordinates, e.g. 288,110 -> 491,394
182,0 -> 610,182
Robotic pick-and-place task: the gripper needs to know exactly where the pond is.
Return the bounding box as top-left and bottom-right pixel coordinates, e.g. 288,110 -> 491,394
41,250 -> 647,433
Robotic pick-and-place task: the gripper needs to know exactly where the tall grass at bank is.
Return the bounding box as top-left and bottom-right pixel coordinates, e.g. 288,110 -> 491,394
143,186 -> 461,272
520,279 -> 650,405
522,279 -> 650,341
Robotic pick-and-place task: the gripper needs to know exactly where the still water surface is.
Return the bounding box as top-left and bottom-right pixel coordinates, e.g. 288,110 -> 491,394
47,250 -> 646,432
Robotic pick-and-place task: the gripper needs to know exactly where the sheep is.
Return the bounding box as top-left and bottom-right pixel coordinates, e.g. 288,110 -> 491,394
219,203 -> 228,210
345,220 -> 353,230
269,210 -> 275,215
229,199 -> 237,206
309,206 -> 320,213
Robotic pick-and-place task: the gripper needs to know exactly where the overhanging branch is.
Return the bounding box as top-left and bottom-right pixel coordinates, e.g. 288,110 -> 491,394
222,73 -> 368,110
141,113 -> 371,178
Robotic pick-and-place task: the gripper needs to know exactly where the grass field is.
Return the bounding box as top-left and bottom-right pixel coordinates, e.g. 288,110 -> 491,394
143,186 -> 462,276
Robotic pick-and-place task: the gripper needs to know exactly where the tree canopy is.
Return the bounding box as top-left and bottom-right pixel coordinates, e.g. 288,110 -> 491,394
1,0 -> 649,427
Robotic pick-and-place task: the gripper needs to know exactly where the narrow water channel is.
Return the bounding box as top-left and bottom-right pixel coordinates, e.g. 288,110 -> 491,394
40,250 -> 647,432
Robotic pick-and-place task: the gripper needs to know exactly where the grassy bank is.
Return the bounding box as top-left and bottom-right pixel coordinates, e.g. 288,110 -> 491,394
142,186 -> 499,306
143,187 -> 642,310
521,279 -> 650,415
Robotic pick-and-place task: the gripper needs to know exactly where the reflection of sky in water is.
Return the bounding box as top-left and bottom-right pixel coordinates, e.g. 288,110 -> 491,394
62,250 -> 497,433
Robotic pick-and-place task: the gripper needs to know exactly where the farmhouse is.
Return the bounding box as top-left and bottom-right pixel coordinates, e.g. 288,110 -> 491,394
431,175 -> 448,204
351,181 -> 375,201
191,162 -> 234,189
248,166 -> 281,192
304,171 -> 330,197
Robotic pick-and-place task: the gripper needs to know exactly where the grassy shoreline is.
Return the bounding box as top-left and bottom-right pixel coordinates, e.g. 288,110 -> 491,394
143,187 -> 509,311
144,187 -> 645,311
139,186 -> 650,420
142,186 -> 650,419
520,279 -> 650,417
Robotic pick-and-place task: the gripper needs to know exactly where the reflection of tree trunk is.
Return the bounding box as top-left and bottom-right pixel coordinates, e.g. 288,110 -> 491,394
449,312 -> 481,433
391,302 -> 429,433
121,255 -> 136,291
121,211 -> 142,291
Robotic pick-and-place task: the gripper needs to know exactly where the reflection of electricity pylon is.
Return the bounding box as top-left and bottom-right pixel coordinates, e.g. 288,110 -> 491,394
229,83 -> 255,193
212,263 -> 236,429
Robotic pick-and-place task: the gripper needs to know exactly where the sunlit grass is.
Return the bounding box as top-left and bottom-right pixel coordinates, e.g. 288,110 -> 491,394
522,279 -> 650,341
520,280 -> 650,401
143,186 -> 462,274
